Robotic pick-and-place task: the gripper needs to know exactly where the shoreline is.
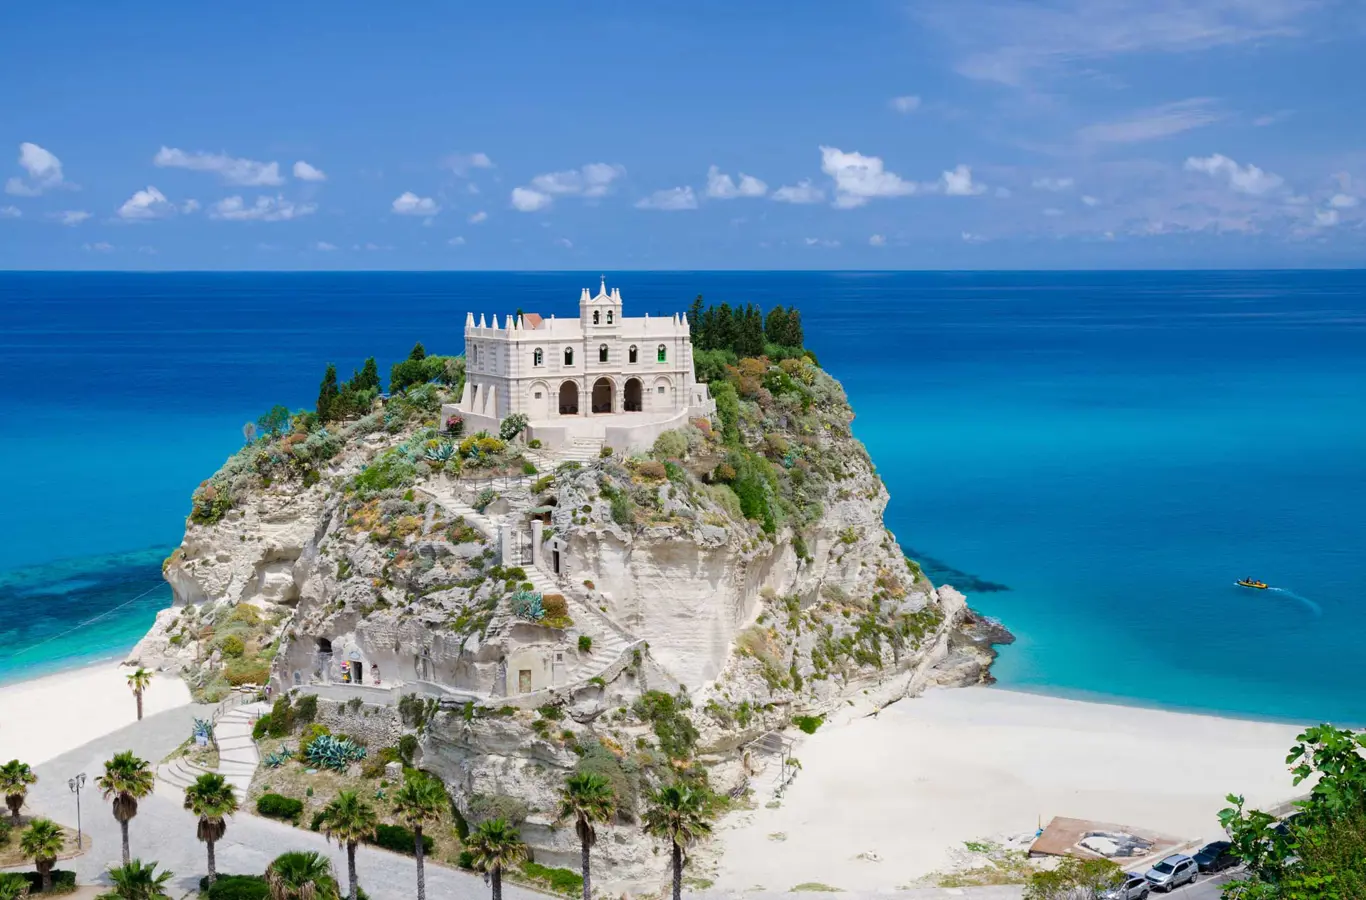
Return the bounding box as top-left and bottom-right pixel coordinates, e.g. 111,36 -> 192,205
712,684 -> 1308,892
0,659 -> 193,766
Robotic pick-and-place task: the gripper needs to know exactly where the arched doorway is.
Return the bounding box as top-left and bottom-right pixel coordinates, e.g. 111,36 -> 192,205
624,377 -> 643,412
559,381 -> 579,415
592,377 -> 614,414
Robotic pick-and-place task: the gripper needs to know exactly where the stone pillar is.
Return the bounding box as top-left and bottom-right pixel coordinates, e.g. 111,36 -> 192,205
500,523 -> 514,565
531,520 -> 544,568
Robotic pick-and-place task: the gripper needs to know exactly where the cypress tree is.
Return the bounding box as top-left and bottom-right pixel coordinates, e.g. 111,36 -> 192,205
317,364 -> 339,421
784,306 -> 804,347
742,304 -> 765,356
409,342 -> 426,362
688,295 -> 704,334
713,302 -> 735,353
359,357 -> 381,392
764,306 -> 787,347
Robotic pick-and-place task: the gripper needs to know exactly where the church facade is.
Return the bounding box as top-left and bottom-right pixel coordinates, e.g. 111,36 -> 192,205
446,279 -> 714,451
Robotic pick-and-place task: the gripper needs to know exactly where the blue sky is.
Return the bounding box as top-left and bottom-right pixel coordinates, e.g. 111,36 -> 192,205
2,0 -> 1364,269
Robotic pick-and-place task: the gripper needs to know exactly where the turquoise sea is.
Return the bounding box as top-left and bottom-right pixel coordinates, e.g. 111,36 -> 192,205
2,271 -> 1363,723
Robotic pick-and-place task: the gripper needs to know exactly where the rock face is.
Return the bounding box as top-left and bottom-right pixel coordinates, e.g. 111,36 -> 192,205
132,362 -> 1010,894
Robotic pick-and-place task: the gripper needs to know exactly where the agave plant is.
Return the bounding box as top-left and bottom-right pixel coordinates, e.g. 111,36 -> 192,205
263,748 -> 295,769
422,440 -> 455,463
191,719 -> 213,741
510,590 -> 545,622
305,736 -> 367,772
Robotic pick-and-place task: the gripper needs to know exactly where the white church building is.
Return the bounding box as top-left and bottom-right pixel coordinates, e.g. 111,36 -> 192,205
444,278 -> 715,452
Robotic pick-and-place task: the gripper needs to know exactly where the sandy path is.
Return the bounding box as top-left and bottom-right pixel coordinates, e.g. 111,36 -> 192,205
713,686 -> 1306,892
0,662 -> 192,766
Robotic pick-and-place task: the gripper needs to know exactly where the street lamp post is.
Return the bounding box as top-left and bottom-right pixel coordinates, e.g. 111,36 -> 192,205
67,773 -> 86,850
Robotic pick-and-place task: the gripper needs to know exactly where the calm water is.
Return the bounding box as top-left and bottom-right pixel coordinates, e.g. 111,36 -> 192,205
1,271 -> 1363,722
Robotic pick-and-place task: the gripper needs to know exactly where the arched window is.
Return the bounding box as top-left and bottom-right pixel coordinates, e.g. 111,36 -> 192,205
564,347 -> 574,366
533,348 -> 544,367
599,344 -> 609,363
607,310 -> 614,324
629,345 -> 638,364
472,345 -> 479,366
593,310 -> 600,324
657,344 -> 667,363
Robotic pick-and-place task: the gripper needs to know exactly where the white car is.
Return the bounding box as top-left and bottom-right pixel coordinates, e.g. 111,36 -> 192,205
1101,873 -> 1152,900
1145,854 -> 1199,892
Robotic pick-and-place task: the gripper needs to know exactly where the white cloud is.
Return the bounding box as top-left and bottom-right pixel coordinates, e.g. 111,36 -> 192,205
1082,194 -> 1100,206
1184,153 -> 1284,195
770,180 -> 825,204
313,241 -> 338,251
293,161 -> 327,182
391,192 -> 440,216
511,187 -> 552,212
468,210 -> 488,224
820,146 -> 918,208
182,199 -> 200,214
1329,193 -> 1359,209
6,142 -> 67,196
869,234 -> 887,246
0,205 -> 19,218
939,164 -> 987,196
1314,209 -> 1339,228
1253,110 -> 1293,127
961,231 -> 985,243
927,0 -> 1314,87
83,241 -> 114,252
1033,176 -> 1074,191
889,95 -> 922,114
804,237 -> 841,248
555,237 -> 573,249
52,210 -> 91,226
706,165 -> 767,199
635,186 -> 698,211
528,162 -> 625,199
1078,98 -> 1220,145
210,195 -> 317,221
118,186 -> 177,221
446,152 -> 495,175
154,147 -> 284,186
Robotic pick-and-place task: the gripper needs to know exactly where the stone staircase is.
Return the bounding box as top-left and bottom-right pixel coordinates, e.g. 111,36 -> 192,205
523,566 -> 633,683
559,438 -> 605,464
157,701 -> 268,800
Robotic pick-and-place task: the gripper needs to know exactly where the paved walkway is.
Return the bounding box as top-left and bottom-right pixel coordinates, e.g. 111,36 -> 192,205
156,702 -> 269,800
8,705 -> 538,900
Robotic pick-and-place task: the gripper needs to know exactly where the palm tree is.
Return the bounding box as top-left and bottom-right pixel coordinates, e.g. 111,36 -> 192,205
391,773 -> 446,900
465,819 -> 527,900
317,791 -> 377,900
266,851 -> 340,900
0,872 -> 29,900
556,773 -> 616,900
98,860 -> 174,900
0,760 -> 37,825
126,668 -> 153,722
19,818 -> 65,894
183,773 -> 239,885
95,751 -> 155,865
642,784 -> 713,900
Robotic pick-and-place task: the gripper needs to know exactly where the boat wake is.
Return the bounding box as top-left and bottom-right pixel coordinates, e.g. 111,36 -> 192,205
1269,586 -> 1322,616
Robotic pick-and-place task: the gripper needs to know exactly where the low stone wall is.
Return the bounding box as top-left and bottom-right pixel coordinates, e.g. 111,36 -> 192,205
310,696 -> 405,749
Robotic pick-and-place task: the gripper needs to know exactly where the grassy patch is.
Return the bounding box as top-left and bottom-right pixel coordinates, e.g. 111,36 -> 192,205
791,884 -> 843,892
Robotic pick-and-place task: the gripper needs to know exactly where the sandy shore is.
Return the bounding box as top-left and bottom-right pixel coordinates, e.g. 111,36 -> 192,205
713,686 -> 1306,892
0,662 -> 192,766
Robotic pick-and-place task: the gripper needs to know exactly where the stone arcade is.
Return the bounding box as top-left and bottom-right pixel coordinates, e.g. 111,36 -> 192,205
443,277 -> 715,452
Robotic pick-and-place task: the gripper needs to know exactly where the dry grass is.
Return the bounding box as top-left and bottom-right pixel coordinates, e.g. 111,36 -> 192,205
0,818 -> 88,868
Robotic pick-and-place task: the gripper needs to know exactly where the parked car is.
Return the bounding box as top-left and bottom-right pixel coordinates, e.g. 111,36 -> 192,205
1101,872 -> 1152,900
1145,855 -> 1199,891
1193,840 -> 1240,873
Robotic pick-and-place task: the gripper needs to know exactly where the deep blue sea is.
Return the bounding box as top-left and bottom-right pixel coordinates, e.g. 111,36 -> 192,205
2,271 -> 1364,723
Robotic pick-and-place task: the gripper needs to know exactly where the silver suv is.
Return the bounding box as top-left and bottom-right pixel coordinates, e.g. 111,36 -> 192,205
1101,873 -> 1151,900
1145,854 -> 1198,891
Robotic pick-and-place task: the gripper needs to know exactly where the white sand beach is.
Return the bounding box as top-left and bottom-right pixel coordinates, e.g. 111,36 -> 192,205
0,662 -> 192,766
714,686 -> 1307,892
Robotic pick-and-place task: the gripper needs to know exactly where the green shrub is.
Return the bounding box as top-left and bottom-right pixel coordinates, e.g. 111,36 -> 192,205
252,716 -> 271,741
522,461 -> 538,475
578,635 -> 593,653
217,634 -> 246,658
457,850 -> 475,869
0,820 -> 12,846
575,739 -> 639,821
298,723 -> 332,758
793,714 -> 824,735
21,870 -> 76,894
256,793 -> 304,821
465,792 -> 529,826
225,658 -> 270,687
310,811 -> 325,832
398,734 -> 419,764
521,862 -> 584,897
499,413 -> 529,442
528,438 -> 542,449
293,694 -> 319,725
267,696 -> 294,738
530,475 -> 555,493
652,429 -> 689,459
632,690 -> 699,760
204,875 -> 270,900
369,823 -> 434,856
